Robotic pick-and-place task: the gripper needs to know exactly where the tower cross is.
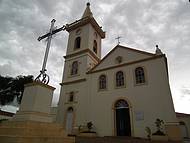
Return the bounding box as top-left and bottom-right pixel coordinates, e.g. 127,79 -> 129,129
115,36 -> 122,45
35,19 -> 66,84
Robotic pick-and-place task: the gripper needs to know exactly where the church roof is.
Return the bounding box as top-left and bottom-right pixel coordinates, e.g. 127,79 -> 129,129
65,3 -> 105,38
114,45 -> 156,56
88,45 -> 165,73
0,110 -> 15,117
176,112 -> 190,117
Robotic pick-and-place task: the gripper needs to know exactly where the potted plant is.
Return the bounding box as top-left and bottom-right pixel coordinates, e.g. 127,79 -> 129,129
152,118 -> 168,141
78,122 -> 97,137
145,126 -> 151,140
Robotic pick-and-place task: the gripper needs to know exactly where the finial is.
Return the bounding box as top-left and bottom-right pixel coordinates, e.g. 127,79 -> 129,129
82,2 -> 92,18
51,19 -> 56,23
87,2 -> 90,6
155,44 -> 163,55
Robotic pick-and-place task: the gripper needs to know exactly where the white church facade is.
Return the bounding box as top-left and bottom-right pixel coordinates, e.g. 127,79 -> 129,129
56,3 -> 180,139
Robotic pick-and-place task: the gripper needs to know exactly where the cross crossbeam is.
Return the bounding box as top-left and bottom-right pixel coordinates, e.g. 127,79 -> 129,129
38,26 -> 66,41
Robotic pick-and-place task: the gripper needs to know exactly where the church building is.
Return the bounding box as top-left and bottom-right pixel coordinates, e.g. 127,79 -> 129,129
56,3 -> 179,139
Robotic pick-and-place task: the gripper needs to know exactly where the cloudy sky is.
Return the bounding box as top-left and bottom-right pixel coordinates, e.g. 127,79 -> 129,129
0,0 -> 190,114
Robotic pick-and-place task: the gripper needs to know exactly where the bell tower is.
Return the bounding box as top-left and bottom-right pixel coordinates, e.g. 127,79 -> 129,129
61,2 -> 105,82
65,2 -> 105,59
56,3 -> 105,131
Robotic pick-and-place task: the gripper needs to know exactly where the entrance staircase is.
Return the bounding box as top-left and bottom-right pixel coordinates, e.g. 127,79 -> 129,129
0,121 -> 74,143
76,136 -> 183,143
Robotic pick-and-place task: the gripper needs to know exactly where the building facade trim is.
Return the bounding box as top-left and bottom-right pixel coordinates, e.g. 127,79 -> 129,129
88,54 -> 165,74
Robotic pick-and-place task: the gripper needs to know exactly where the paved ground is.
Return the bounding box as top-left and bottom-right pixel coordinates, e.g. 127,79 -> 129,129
184,139 -> 190,143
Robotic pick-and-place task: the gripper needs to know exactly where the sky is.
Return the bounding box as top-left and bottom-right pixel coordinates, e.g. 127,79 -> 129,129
0,0 -> 190,114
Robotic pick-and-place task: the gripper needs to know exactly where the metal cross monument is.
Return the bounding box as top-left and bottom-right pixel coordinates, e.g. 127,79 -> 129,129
35,19 -> 66,84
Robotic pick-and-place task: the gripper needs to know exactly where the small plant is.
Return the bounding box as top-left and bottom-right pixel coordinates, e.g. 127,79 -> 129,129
145,126 -> 151,140
87,121 -> 93,132
79,122 -> 96,133
152,118 -> 165,135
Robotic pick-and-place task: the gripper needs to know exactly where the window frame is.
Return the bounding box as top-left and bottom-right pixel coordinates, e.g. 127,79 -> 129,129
98,74 -> 107,91
115,70 -> 126,88
68,92 -> 74,102
70,61 -> 79,76
93,40 -> 98,54
134,66 -> 147,86
74,37 -> 81,50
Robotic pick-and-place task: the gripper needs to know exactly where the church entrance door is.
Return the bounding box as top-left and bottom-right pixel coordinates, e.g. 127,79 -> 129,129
66,107 -> 74,134
115,100 -> 131,136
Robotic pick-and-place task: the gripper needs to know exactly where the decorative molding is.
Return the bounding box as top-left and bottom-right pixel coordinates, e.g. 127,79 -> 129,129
89,45 -> 156,72
64,101 -> 78,104
16,111 -> 52,117
60,78 -> 86,85
0,110 -> 15,117
165,122 -> 180,125
24,81 -> 56,90
66,16 -> 105,38
64,49 -> 100,62
88,54 -> 165,74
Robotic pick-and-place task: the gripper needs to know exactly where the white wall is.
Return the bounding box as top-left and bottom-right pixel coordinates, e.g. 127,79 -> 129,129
86,56 -> 177,137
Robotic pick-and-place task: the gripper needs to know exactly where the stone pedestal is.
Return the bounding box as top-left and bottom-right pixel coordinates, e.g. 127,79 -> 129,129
165,122 -> 182,141
78,132 -> 97,137
0,82 -> 74,143
151,135 -> 168,141
13,81 -> 55,122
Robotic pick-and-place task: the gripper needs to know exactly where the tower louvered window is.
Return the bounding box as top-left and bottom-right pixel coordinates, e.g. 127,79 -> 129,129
93,40 -> 97,54
74,37 -> 81,49
71,61 -> 78,75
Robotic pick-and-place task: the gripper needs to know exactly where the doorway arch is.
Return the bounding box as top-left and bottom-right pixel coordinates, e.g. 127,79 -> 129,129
115,99 -> 131,136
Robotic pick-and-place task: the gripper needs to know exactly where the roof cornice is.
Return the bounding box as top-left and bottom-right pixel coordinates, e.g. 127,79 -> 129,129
89,45 -> 155,72
66,17 -> 105,38
64,49 -> 101,62
87,54 -> 165,74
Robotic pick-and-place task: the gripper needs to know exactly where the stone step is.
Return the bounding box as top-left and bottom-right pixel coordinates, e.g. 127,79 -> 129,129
76,136 -> 183,143
0,127 -> 65,137
0,121 -> 61,128
0,121 -> 66,137
0,135 -> 75,143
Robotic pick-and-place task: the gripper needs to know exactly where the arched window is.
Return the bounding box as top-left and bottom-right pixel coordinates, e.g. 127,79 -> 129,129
74,37 -> 81,49
71,61 -> 78,75
68,92 -> 74,102
93,40 -> 97,54
115,99 -> 129,109
116,71 -> 125,87
99,75 -> 107,90
67,107 -> 73,112
135,67 -> 145,84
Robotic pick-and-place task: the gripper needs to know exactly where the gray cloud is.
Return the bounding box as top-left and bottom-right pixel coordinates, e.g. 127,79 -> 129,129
181,87 -> 190,96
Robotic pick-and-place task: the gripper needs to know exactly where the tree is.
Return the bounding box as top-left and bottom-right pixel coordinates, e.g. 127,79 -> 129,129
0,75 -> 33,105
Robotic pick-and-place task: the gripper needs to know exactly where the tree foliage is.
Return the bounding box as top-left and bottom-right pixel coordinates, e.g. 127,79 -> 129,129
0,75 -> 33,105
